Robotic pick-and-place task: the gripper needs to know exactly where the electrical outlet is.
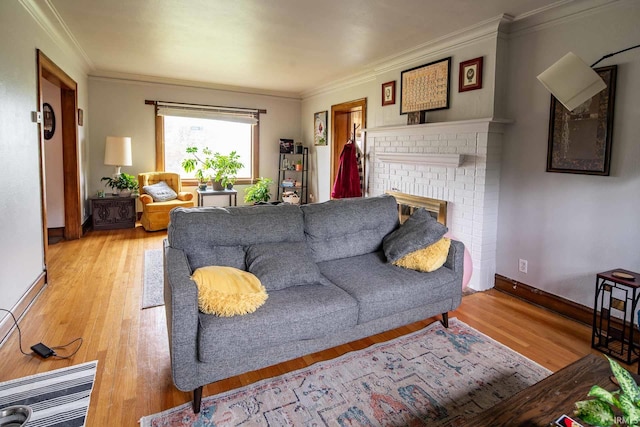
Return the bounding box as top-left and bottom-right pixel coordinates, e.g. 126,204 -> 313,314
518,259 -> 528,274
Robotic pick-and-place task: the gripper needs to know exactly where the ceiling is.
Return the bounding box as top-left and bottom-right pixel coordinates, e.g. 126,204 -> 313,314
49,0 -> 566,96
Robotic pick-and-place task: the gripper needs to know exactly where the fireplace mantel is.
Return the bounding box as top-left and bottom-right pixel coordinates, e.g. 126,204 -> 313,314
376,152 -> 464,167
363,117 -> 513,137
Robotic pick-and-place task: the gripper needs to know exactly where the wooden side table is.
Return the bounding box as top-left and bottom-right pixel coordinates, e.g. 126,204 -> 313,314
90,196 -> 136,230
592,268 -> 640,366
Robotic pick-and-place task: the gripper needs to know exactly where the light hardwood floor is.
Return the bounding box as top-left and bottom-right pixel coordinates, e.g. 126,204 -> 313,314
0,225 -> 602,425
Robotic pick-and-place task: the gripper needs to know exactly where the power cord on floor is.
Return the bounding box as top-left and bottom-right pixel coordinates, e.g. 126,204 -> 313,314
0,308 -> 83,360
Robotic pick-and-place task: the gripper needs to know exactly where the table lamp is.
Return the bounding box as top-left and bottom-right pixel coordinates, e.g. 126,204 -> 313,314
104,136 -> 132,176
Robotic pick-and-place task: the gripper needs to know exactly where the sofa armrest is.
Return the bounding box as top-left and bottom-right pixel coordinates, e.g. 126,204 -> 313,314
140,194 -> 153,205
444,239 -> 465,279
177,192 -> 193,201
164,240 -> 200,391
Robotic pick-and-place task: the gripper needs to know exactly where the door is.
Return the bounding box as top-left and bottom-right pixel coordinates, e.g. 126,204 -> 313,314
330,98 -> 366,193
37,50 -> 82,273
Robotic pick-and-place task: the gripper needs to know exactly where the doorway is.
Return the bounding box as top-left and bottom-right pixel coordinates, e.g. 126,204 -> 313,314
37,50 -> 82,269
330,98 -> 367,192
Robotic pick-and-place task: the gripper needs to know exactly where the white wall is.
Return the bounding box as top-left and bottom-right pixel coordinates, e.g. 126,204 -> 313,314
497,1 -> 640,307
42,79 -> 65,228
88,77 -> 301,205
302,35 -> 500,202
0,2 -> 89,317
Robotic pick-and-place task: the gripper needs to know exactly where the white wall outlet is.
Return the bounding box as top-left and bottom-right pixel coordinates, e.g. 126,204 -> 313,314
518,259 -> 528,274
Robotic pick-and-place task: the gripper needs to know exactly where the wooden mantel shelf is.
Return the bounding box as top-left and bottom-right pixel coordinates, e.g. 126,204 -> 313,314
376,152 -> 464,167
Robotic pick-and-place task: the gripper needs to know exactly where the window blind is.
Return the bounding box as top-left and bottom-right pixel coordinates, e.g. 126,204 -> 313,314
155,102 -> 259,125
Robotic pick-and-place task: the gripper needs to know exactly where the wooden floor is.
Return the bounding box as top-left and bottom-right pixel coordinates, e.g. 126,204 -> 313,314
0,225 -> 604,425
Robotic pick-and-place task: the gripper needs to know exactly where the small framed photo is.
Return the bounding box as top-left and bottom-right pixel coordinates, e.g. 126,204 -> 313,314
459,57 -> 483,92
382,81 -> 396,106
314,111 -> 328,146
279,138 -> 294,153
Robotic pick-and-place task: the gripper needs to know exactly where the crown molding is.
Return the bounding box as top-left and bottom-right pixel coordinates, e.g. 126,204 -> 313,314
19,0 -> 93,73
508,0 -> 621,38
301,14 -> 512,100
89,72 -> 302,101
372,14 -> 513,75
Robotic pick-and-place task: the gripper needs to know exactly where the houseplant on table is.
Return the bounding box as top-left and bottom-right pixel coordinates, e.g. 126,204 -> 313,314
244,177 -> 272,204
212,151 -> 244,190
181,146 -> 214,190
101,173 -> 138,196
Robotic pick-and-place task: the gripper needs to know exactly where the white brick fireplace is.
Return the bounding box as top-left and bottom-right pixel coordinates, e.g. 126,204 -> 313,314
364,118 -> 510,291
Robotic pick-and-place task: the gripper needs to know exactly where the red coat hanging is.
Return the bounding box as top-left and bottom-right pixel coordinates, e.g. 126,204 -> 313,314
331,142 -> 362,199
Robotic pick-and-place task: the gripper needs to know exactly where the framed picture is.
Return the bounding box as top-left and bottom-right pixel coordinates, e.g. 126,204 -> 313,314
546,65 -> 617,175
78,108 -> 84,126
459,57 -> 483,92
314,111 -> 328,146
381,81 -> 396,106
279,138 -> 294,153
400,57 -> 451,114
43,103 -> 55,140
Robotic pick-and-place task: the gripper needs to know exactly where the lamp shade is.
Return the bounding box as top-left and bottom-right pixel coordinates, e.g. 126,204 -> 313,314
104,136 -> 132,166
537,52 -> 607,111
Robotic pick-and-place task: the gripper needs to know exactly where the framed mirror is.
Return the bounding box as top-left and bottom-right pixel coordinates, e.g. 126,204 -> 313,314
43,102 -> 55,140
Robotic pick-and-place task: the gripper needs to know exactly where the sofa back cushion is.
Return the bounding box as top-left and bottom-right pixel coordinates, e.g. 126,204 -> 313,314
168,204 -> 304,270
301,195 -> 399,263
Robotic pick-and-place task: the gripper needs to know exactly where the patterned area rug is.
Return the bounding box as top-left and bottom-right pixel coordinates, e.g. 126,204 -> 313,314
140,319 -> 550,426
143,249 -> 164,309
0,360 -> 97,427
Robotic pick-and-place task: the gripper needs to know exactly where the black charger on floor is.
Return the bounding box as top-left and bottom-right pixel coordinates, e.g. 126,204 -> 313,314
30,343 -> 54,358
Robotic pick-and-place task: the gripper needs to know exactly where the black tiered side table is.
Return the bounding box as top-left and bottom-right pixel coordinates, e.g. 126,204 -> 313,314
592,269 -> 640,367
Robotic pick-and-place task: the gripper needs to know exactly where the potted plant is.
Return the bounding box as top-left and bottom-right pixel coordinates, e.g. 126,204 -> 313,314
244,177 -> 272,204
101,173 -> 139,197
212,151 -> 244,190
182,146 -> 214,190
295,159 -> 303,171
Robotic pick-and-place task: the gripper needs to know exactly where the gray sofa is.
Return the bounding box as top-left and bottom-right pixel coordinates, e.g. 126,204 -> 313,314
163,195 -> 464,413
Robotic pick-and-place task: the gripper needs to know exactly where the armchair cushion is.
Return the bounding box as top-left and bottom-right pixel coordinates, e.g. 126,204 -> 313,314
143,181 -> 178,202
177,192 -> 194,201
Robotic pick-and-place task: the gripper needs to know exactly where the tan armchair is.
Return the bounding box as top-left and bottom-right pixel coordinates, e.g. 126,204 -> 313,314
138,172 -> 194,231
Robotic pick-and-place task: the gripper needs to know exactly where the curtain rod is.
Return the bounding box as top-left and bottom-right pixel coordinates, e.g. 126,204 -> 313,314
144,99 -> 267,114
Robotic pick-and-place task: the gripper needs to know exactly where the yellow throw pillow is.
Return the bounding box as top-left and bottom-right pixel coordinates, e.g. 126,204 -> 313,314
191,266 -> 268,317
392,237 -> 451,273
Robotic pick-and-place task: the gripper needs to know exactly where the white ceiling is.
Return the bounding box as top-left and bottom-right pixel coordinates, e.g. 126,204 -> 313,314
49,0 -> 566,95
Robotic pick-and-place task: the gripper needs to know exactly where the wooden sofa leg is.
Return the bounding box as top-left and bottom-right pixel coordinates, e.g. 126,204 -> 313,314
441,312 -> 449,328
193,386 -> 203,413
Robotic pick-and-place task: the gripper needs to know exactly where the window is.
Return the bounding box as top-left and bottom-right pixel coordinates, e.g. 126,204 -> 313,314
149,101 -> 264,185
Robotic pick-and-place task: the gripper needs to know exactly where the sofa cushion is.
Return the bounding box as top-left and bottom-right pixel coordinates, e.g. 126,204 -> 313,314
301,195 -> 398,263
197,283 -> 358,363
382,208 -> 448,262
169,204 -> 305,270
393,237 -> 451,272
143,180 -> 178,202
191,266 -> 268,317
318,251 -> 457,324
246,241 -> 325,291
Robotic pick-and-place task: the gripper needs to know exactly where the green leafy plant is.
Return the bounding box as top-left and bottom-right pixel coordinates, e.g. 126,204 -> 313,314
181,146 -> 214,184
101,173 -> 138,191
212,151 -> 244,188
244,177 -> 272,204
574,355 -> 640,426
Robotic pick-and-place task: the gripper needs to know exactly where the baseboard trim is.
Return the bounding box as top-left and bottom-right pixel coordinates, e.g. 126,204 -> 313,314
494,274 -> 593,326
0,272 -> 47,346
